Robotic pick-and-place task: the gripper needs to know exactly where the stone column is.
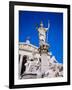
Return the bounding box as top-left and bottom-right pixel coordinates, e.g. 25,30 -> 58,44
19,55 -> 23,78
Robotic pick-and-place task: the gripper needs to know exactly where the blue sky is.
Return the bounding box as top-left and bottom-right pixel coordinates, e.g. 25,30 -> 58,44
19,11 -> 63,63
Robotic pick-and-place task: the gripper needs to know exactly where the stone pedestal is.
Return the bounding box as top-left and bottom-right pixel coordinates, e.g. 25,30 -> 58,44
41,53 -> 49,75
38,44 -> 50,77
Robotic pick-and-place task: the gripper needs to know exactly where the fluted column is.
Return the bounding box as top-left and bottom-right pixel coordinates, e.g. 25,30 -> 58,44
19,55 -> 23,78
